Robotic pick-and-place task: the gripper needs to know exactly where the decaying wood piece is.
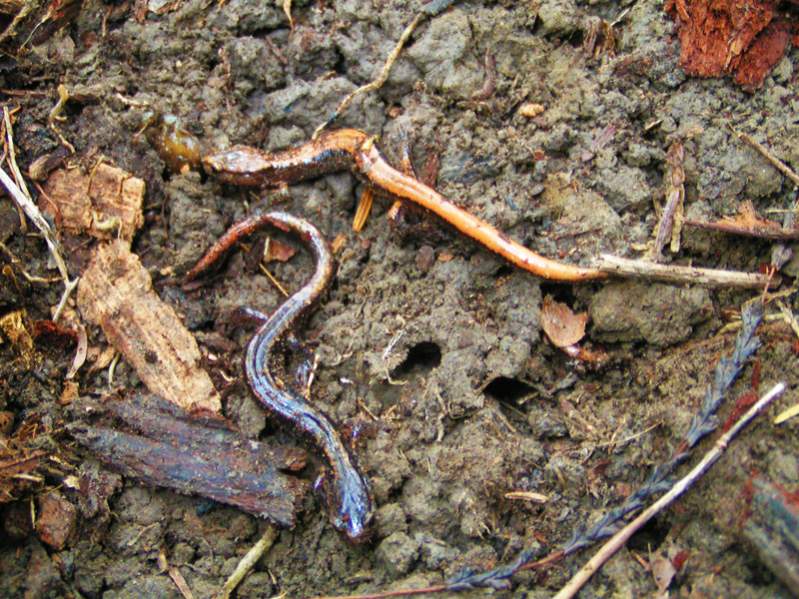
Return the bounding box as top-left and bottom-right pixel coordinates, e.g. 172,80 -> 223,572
69,394 -> 308,526
40,164 -> 145,244
741,477 -> 799,594
77,240 -> 221,413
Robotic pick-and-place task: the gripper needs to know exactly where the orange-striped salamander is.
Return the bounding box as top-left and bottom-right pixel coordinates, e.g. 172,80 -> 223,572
185,211 -> 374,543
201,128 -> 607,283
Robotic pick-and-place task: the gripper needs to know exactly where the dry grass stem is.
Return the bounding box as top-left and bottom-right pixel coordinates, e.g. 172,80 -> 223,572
217,526 -> 278,599
729,126 -> 799,188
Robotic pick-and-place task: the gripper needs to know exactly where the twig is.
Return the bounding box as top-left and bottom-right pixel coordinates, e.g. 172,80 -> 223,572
312,12 -> 424,138
553,381 -> 786,599
683,218 -> 799,241
159,548 -> 195,599
3,106 -> 28,231
0,241 -> 61,283
217,525 -> 278,599
258,261 -> 289,297
312,0 -> 465,138
595,254 -> 774,289
0,160 -> 78,321
729,126 -> 799,188
314,586 -> 448,599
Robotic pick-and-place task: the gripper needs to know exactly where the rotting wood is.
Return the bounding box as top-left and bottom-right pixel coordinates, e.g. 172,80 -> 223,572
741,477 -> 799,594
68,394 -> 308,527
77,240 -> 221,413
40,163 -> 145,244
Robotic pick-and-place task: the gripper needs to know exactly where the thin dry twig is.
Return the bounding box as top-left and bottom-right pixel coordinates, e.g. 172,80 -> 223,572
684,201 -> 799,242
0,153 -> 78,321
47,85 -> 76,154
553,381 -> 786,599
217,525 -> 278,599
313,12 -> 424,138
729,126 -> 799,188
258,261 -> 289,297
4,107 -> 32,204
159,548 -> 195,599
595,254 -> 774,289
0,241 -> 61,283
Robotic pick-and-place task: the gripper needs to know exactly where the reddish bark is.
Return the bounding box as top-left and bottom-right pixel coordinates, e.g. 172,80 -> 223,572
665,0 -> 798,90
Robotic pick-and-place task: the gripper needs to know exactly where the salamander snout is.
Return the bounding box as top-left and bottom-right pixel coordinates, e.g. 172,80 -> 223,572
330,470 -> 374,544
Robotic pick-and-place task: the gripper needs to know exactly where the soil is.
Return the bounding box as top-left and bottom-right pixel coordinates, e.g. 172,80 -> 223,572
1,1 -> 799,597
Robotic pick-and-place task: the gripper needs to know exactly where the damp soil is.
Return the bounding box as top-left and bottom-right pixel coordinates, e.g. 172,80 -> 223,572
2,1 -> 799,597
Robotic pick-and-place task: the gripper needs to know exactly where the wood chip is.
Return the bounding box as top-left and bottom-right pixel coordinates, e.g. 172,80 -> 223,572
40,164 -> 145,244
77,241 -> 221,413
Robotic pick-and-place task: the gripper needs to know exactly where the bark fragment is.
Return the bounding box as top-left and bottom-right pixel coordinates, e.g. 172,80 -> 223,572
665,0 -> 798,91
77,240 -> 221,413
40,164 -> 145,244
69,394 -> 308,527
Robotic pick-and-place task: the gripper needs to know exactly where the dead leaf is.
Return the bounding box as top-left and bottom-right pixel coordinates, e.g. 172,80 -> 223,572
650,549 -> 677,594
541,296 -> 588,348
264,237 -> 298,263
719,201 -> 783,233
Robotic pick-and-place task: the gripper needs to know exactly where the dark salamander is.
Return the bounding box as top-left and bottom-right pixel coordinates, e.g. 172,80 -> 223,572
186,211 -> 374,542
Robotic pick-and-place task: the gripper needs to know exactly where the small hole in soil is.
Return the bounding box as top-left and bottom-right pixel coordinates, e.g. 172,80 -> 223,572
539,283 -> 576,304
494,264 -> 514,278
484,376 -> 535,404
392,341 -> 442,377
566,30 -> 585,48
627,517 -> 670,552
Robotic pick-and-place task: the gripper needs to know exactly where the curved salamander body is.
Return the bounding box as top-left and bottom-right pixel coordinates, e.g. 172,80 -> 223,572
186,211 -> 374,542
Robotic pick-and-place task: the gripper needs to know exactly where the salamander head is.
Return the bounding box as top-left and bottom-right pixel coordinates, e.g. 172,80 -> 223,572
202,147 -> 272,186
333,492 -> 374,544
317,468 -> 374,543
